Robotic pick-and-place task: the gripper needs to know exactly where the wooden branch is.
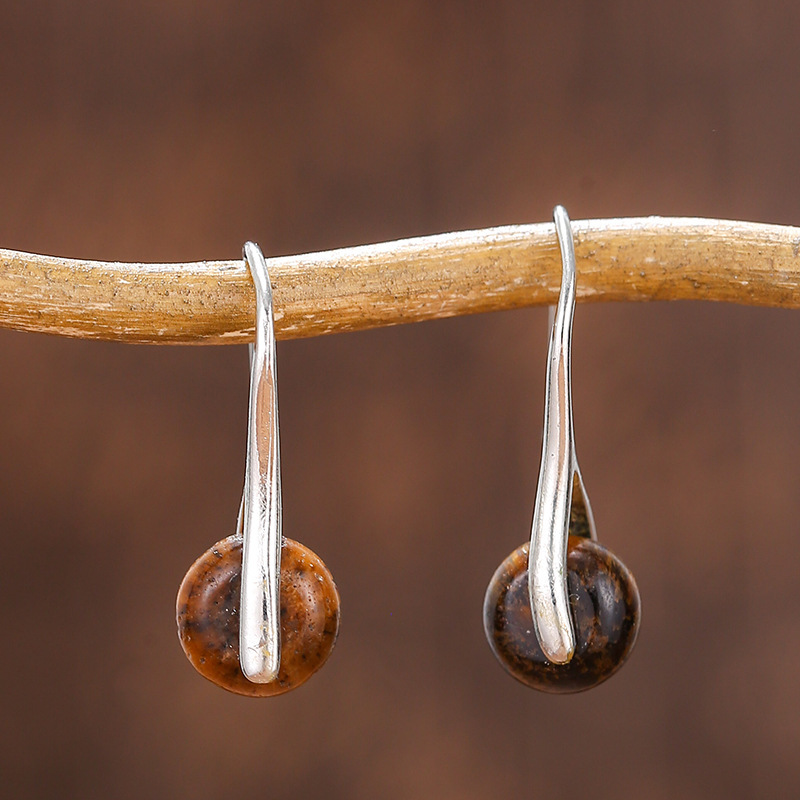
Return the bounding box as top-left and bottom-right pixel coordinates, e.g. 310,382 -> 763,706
1,217 -> 799,344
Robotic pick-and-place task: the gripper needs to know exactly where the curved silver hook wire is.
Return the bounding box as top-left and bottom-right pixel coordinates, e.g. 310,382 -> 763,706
238,241 -> 282,684
528,206 -> 596,665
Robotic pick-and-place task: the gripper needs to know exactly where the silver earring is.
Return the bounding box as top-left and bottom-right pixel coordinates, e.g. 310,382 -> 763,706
176,242 -> 340,697
483,206 -> 641,693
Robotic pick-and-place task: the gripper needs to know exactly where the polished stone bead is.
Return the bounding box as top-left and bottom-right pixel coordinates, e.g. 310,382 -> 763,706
176,535 -> 339,697
484,536 -> 640,693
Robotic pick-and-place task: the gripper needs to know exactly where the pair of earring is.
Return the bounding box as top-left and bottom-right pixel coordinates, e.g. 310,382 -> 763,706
176,207 -> 641,697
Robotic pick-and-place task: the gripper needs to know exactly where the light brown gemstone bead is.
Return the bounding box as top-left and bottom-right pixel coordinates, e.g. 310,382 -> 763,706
176,535 -> 339,697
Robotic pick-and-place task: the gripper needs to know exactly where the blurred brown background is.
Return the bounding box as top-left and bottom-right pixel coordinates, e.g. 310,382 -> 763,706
1,2 -> 800,799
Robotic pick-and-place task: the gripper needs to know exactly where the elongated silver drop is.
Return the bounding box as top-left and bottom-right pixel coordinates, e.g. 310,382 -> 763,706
239,241 -> 282,683
528,205 -> 596,664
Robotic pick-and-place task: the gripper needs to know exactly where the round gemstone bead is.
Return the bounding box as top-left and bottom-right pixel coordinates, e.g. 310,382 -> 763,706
484,536 -> 640,693
177,535 -> 339,697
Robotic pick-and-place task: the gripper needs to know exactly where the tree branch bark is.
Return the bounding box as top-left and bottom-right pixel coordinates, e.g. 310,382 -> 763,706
1,216 -> 798,344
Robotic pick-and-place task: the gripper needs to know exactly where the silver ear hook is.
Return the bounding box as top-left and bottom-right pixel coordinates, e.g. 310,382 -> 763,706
239,241 -> 282,684
528,206 -> 596,665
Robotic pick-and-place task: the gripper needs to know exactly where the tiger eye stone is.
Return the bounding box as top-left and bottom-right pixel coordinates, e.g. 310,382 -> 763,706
484,536 -> 640,693
176,535 -> 339,697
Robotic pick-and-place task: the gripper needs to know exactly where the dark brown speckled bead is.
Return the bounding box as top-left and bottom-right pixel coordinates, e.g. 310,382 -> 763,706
484,536 -> 640,693
177,534 -> 339,697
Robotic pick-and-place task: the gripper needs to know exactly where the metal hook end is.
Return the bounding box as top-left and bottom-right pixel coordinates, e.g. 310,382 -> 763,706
527,205 -> 586,665
239,241 -> 282,684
